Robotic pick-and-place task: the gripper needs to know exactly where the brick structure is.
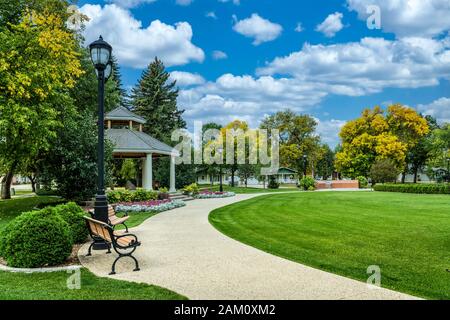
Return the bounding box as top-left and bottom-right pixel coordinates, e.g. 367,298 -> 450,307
315,180 -> 359,190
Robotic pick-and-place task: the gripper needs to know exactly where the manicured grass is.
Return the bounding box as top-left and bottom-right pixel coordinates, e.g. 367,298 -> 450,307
200,185 -> 299,194
209,192 -> 450,299
0,196 -> 63,231
115,211 -> 159,231
0,268 -> 186,300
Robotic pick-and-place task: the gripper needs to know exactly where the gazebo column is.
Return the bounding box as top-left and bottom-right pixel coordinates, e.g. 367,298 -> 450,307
142,153 -> 153,191
169,155 -> 176,193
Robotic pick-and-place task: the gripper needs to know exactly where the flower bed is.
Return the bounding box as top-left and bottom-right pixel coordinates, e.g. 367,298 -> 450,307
196,191 -> 236,199
115,199 -> 186,213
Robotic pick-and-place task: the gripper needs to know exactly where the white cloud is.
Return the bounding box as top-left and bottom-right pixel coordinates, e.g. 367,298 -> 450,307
316,119 -> 347,147
417,97 -> 450,123
176,0 -> 193,6
212,50 -> 228,60
205,11 -> 217,19
233,13 -> 283,45
295,22 -> 304,33
258,36 -> 450,96
79,4 -> 204,69
218,0 -> 241,5
170,71 -> 206,87
108,0 -> 156,9
316,12 -> 344,37
347,0 -> 450,38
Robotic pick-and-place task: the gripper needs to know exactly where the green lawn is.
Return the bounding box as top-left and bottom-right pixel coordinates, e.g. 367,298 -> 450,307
115,211 -> 159,230
0,196 -> 63,231
200,185 -> 299,194
0,268 -> 186,300
209,192 -> 450,299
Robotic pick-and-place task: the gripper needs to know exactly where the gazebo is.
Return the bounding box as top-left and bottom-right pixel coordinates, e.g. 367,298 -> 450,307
105,106 -> 179,192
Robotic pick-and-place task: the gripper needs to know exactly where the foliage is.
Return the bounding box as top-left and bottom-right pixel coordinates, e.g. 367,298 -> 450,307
0,8 -> 83,198
154,158 -> 196,190
183,183 -> 200,195
335,105 -> 429,178
299,176 -> 316,191
370,159 -> 400,184
356,176 -> 368,188
120,159 -> 137,182
131,57 -> 186,144
53,202 -> 88,244
316,144 -> 335,180
267,176 -> 280,189
238,164 -> 256,187
427,123 -> 450,178
107,189 -> 158,204
115,200 -> 186,213
374,183 -> 450,194
0,207 -> 72,268
196,191 -> 236,199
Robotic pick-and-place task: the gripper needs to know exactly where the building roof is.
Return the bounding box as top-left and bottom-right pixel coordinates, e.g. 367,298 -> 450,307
278,167 -> 297,174
106,128 -> 179,156
105,106 -> 147,124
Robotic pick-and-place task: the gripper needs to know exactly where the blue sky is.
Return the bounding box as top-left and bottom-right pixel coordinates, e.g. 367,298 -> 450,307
76,0 -> 450,146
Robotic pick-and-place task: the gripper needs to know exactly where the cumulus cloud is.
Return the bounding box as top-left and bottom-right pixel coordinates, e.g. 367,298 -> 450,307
79,4 -> 204,68
347,0 -> 450,38
315,119 -> 347,147
176,0 -> 193,6
170,71 -> 206,87
212,50 -> 228,60
417,97 -> 450,123
233,13 -> 283,45
316,12 -> 344,37
295,22 -> 304,33
258,36 -> 450,96
218,0 -> 241,5
205,11 -> 217,19
108,0 -> 156,9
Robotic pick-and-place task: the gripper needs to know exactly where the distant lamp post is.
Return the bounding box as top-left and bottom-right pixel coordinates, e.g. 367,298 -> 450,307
89,35 -> 112,227
303,154 -> 308,178
218,147 -> 224,192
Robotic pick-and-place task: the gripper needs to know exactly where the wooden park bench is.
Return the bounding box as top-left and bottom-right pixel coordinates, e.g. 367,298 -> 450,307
84,217 -> 141,275
89,205 -> 130,232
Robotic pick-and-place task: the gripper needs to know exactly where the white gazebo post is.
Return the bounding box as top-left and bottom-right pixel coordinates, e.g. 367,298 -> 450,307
143,153 -> 153,191
169,155 -> 176,193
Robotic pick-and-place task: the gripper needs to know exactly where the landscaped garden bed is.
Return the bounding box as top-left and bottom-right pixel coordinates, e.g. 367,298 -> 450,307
196,191 -> 236,199
115,199 -> 186,213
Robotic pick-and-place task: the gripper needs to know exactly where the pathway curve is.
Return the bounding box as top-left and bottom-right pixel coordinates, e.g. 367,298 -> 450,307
79,194 -> 418,300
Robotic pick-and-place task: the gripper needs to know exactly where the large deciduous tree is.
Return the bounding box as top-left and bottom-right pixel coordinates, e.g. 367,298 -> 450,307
0,7 -> 83,199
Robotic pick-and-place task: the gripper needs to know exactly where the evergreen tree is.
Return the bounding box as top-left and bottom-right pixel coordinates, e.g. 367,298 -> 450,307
131,57 -> 186,143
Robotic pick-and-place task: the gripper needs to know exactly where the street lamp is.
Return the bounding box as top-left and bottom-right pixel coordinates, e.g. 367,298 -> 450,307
89,36 -> 112,226
218,147 -> 224,192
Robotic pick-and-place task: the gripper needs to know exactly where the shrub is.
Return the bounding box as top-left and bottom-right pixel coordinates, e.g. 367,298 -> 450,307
0,208 -> 73,268
34,199 -> 68,209
299,176 -> 315,191
54,202 -> 88,244
374,183 -> 450,194
158,187 -> 170,200
183,183 -> 199,195
268,176 -> 280,189
370,159 -> 400,184
356,176 -> 369,189
107,189 -> 158,204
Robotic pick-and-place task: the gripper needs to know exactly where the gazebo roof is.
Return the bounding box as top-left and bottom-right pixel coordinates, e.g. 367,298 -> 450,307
106,129 -> 179,156
105,106 -> 146,124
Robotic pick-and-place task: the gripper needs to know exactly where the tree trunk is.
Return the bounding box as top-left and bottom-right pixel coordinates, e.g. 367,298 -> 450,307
413,169 -> 418,184
231,171 -> 235,187
1,171 -> 14,200
28,175 -> 36,193
401,172 -> 406,184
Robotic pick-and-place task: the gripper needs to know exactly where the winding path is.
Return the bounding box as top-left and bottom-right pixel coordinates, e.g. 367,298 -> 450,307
79,194 -> 418,300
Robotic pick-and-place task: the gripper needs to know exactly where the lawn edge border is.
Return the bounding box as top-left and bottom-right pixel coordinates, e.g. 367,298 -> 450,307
0,262 -> 81,273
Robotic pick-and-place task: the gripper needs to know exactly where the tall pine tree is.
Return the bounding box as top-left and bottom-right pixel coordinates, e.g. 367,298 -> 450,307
131,57 -> 186,143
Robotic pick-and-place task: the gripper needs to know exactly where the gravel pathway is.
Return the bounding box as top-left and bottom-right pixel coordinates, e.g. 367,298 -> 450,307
79,194 -> 419,300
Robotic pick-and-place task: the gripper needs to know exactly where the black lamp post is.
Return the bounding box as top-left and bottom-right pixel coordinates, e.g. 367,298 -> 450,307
89,36 -> 112,226
303,154 -> 308,178
218,148 -> 224,192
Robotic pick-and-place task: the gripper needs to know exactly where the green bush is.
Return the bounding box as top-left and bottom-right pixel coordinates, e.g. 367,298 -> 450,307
106,189 -> 158,203
183,183 -> 199,195
34,199 -> 68,209
54,202 -> 88,244
374,183 -> 450,194
0,208 -> 73,268
268,176 -> 280,189
299,176 -> 316,191
356,176 -> 369,188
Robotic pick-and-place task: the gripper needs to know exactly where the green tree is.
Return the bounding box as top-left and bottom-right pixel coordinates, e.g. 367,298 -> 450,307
0,7 -> 83,199
131,57 -> 186,143
370,159 -> 401,184
316,144 -> 335,180
120,159 -> 137,182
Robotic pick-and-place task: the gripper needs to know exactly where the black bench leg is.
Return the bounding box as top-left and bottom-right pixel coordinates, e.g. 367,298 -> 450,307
109,254 -> 140,275
130,255 -> 140,272
123,222 -> 129,233
86,242 -> 94,256
106,245 -> 111,254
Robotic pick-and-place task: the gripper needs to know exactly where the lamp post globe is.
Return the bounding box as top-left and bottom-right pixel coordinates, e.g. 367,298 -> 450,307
90,35 -> 112,232
302,154 -> 308,178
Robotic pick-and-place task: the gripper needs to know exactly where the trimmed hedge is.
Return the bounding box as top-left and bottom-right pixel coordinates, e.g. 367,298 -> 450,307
299,176 -> 315,191
374,183 -> 450,194
107,189 -> 158,204
0,207 -> 73,268
54,202 -> 88,244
